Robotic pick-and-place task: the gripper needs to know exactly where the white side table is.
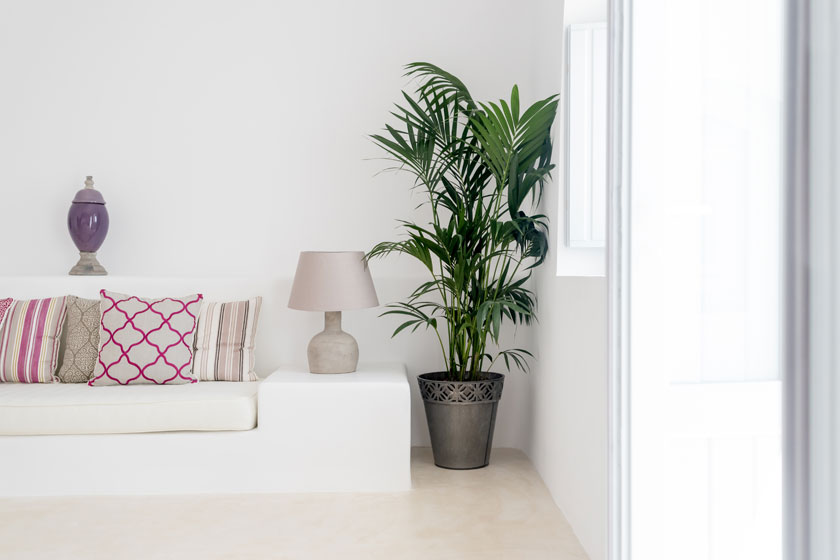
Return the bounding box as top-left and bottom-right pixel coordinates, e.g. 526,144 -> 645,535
258,362 -> 411,492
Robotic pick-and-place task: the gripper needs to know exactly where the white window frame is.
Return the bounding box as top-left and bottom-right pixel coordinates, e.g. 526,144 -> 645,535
566,21 -> 608,249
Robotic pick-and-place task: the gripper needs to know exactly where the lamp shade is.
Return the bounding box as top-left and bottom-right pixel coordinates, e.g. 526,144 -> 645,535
288,251 -> 379,312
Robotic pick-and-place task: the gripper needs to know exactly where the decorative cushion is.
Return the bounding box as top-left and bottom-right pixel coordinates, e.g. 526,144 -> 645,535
0,297 -> 68,383
0,382 -> 258,435
193,297 -> 262,381
56,296 -> 101,383
89,290 -> 203,386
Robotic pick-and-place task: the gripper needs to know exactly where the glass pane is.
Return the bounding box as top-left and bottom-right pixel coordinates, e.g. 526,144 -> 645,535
629,0 -> 783,558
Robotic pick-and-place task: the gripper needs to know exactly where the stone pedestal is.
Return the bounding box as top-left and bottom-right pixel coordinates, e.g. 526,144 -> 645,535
69,251 -> 107,276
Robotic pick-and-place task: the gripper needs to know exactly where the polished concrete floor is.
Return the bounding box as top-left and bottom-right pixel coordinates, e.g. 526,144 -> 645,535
0,448 -> 589,560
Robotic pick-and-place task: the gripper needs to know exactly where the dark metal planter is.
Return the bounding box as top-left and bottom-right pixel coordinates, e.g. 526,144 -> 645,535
417,372 -> 504,470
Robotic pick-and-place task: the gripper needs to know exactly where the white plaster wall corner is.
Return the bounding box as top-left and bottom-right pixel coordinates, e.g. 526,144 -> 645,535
527,0 -> 609,558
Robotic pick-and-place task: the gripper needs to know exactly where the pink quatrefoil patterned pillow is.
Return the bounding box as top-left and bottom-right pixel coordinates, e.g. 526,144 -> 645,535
89,290 -> 203,386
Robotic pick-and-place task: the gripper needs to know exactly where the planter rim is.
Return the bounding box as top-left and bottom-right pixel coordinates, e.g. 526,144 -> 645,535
418,371 -> 504,383
417,371 -> 504,405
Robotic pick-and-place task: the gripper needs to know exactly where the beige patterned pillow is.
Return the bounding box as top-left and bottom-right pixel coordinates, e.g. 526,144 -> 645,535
89,291 -> 202,386
57,296 -> 100,383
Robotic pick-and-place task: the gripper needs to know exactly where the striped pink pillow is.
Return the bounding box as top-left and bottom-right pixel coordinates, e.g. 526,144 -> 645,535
0,297 -> 68,383
193,298 -> 262,381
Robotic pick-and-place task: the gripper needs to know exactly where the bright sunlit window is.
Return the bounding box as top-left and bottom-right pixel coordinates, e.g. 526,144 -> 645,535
630,0 -> 783,558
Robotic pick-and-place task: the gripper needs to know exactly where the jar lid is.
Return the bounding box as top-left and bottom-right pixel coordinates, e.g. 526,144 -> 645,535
71,176 -> 106,204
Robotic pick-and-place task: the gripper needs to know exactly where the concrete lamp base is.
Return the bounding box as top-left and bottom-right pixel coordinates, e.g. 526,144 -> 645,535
307,311 -> 359,374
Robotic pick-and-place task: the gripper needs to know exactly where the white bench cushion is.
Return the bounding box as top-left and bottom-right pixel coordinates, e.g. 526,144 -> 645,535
0,381 -> 259,435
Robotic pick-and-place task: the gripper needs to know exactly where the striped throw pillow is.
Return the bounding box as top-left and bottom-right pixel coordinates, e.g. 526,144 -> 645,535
193,298 -> 262,382
0,297 -> 68,383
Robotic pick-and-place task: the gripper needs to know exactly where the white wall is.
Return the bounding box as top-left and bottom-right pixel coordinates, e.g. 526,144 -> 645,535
0,0 -> 546,450
528,1 -> 608,559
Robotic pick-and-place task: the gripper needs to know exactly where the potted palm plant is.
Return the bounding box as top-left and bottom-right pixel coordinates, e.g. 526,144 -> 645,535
368,63 -> 558,469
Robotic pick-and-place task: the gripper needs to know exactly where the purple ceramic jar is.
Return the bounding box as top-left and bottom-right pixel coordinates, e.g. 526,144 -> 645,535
68,176 -> 109,275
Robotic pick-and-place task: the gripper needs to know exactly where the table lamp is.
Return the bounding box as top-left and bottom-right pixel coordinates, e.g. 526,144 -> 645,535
288,251 -> 379,373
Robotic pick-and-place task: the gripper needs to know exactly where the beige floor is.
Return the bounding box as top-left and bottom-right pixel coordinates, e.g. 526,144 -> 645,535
0,448 -> 589,560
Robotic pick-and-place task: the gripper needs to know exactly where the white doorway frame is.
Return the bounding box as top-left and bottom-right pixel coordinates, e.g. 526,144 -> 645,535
782,0 -> 810,558
606,0 -> 632,558
799,0 -> 840,558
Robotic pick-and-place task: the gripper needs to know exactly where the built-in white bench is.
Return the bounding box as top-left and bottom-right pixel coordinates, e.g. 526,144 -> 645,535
0,277 -> 411,496
0,364 -> 411,496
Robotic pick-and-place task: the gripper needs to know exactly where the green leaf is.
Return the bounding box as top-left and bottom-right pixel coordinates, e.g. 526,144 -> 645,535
510,85 -> 520,125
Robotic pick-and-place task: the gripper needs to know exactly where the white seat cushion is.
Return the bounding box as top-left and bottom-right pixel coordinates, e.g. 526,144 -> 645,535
0,381 -> 259,435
